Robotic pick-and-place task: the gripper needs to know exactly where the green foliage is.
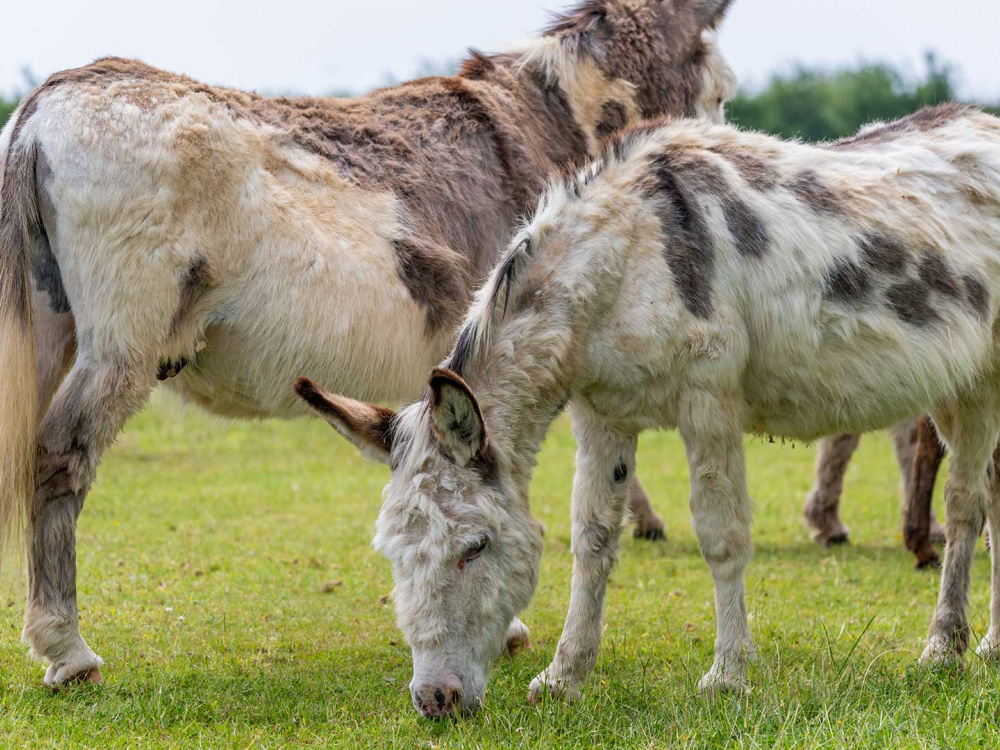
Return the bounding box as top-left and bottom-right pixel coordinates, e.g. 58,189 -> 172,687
0,97 -> 16,132
727,53 -> 984,142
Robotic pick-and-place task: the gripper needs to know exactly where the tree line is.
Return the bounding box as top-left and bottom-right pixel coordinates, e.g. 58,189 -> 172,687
0,55 -> 996,142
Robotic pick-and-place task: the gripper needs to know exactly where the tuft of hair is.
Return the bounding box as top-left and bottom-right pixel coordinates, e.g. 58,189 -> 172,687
447,236 -> 534,376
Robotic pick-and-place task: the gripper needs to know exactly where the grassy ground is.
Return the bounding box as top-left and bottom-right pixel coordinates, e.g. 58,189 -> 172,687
1,401 -> 997,749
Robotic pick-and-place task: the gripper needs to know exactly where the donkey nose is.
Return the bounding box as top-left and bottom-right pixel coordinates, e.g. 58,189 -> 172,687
411,676 -> 464,719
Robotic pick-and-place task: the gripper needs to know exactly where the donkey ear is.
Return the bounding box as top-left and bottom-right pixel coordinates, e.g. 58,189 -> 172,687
428,368 -> 486,467
689,0 -> 735,28
294,378 -> 396,465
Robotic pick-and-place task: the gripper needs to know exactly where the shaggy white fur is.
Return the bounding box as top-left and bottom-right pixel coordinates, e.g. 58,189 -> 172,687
326,105 -> 1000,709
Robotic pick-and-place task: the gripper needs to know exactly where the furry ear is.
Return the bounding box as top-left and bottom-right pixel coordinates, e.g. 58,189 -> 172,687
294,378 -> 396,464
689,0 -> 735,29
428,368 -> 486,467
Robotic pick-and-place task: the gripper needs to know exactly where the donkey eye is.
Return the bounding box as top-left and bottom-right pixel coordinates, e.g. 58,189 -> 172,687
458,539 -> 489,570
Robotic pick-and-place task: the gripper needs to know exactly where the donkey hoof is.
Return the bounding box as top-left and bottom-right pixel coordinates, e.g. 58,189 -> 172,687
633,516 -> 667,541
919,637 -> 964,669
812,529 -> 849,547
48,666 -> 103,692
914,550 -> 941,570
44,648 -> 104,690
528,670 -> 581,703
503,618 -> 531,657
975,635 -> 1000,662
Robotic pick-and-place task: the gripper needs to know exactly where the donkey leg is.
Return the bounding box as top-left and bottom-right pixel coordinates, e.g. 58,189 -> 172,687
920,401 -> 998,665
804,434 -> 860,546
678,389 -> 754,693
24,345 -> 154,688
904,415 -> 947,568
628,477 -> 666,541
528,405 -> 636,702
976,441 -> 1000,661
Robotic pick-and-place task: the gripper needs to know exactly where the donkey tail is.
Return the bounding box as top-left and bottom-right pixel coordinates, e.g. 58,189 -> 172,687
0,114 -> 39,574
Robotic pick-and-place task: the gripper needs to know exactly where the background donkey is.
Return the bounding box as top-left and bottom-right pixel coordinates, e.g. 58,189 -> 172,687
806,419 -> 948,566
0,0 -> 738,688
303,104 -> 1000,716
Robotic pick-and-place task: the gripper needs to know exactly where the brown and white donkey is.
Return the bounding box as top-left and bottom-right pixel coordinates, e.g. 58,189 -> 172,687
0,0 -> 738,687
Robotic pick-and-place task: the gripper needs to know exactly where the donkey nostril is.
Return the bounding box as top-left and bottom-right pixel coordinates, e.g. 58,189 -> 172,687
434,688 -> 447,711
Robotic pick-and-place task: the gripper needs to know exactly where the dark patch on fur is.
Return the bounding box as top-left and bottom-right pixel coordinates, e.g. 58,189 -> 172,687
710,145 -> 779,191
788,171 -> 843,215
825,259 -> 871,304
887,280 -> 940,327
613,462 -> 629,483
721,194 -> 769,258
962,274 -> 990,319
655,149 -> 769,259
858,233 -> 908,276
918,253 -> 960,299
596,100 -> 627,140
29,227 -> 70,314
156,358 -> 188,381
830,104 -> 978,150
169,258 -> 211,336
645,154 -> 715,319
393,238 -> 469,332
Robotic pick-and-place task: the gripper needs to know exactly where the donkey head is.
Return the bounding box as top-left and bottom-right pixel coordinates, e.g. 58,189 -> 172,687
542,0 -> 738,127
296,371 -> 543,718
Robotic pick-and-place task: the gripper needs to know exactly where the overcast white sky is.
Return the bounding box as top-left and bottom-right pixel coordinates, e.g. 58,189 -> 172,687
2,1 -> 998,101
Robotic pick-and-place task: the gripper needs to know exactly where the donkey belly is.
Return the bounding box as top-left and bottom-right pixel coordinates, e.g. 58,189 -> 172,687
164,300 -> 447,420
742,310 -> 997,440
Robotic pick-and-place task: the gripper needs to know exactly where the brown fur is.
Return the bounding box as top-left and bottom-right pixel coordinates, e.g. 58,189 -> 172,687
830,103 -> 977,150
905,415 -> 947,568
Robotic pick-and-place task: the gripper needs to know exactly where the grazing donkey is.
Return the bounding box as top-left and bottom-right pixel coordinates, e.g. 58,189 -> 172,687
0,0 -> 738,688
806,419 -> 948,566
300,104 -> 1000,716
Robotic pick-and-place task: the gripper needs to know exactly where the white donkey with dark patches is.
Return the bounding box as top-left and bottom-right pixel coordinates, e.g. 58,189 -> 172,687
301,104 -> 1000,716
0,0 -> 738,688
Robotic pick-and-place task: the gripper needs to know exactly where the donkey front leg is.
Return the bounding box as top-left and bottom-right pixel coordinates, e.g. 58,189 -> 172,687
804,434 -> 859,546
679,389 -> 754,693
528,407 -> 636,702
24,349 -> 154,688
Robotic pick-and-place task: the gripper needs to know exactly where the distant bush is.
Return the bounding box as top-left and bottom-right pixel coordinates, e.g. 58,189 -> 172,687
726,53 -> 992,142
0,97 -> 17,131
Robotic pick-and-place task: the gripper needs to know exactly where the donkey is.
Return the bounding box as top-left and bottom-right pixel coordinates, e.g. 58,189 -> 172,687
0,0 -> 738,688
806,419 -> 948,566
300,104 -> 1000,716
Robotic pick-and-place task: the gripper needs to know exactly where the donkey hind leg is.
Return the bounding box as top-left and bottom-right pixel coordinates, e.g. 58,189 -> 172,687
804,434 -> 860,546
904,415 -> 947,568
628,477 -> 666,541
528,405 -> 636,702
23,344 -> 155,688
920,399 -> 999,666
976,441 -> 1000,661
678,389 -> 754,694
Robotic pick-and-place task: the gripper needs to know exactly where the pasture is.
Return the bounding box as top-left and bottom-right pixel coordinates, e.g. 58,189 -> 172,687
1,401 -> 997,749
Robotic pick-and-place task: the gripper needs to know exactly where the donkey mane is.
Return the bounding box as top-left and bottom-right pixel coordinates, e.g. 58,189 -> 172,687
446,122 -> 659,377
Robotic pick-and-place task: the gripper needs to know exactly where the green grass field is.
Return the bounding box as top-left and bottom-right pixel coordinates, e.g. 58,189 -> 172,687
1,400 -> 998,748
